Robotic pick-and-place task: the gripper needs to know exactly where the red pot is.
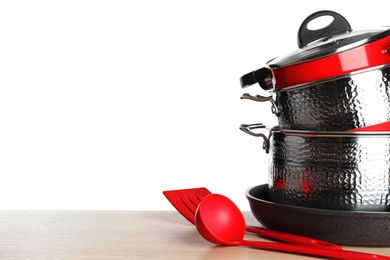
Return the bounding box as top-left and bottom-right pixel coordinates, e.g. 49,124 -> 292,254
241,10 -> 390,91
240,10 -> 390,131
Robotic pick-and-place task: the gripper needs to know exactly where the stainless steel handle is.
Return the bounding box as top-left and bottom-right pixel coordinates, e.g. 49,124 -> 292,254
239,123 -> 270,153
241,93 -> 281,116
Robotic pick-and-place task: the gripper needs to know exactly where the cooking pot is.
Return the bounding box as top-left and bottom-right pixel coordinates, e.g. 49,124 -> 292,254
240,123 -> 390,211
240,10 -> 390,131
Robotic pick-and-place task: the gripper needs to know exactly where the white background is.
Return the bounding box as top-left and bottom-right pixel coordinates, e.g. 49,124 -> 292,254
0,0 -> 389,210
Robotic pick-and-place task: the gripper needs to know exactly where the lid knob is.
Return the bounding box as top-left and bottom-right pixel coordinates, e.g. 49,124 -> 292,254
297,10 -> 352,48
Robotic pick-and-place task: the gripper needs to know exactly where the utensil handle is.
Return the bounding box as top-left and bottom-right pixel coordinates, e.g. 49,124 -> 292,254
240,239 -> 390,260
245,225 -> 342,250
347,121 -> 390,132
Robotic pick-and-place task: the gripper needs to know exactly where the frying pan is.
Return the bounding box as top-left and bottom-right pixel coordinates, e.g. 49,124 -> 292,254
247,184 -> 390,247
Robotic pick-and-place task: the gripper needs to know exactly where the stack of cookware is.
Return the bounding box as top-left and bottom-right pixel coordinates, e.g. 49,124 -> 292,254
239,10 -> 390,212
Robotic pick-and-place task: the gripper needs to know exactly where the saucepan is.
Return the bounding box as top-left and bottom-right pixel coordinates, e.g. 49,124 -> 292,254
240,10 -> 390,131
240,123 -> 390,211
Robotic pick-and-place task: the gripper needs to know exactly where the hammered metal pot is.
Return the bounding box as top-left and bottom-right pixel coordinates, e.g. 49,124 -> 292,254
240,123 -> 390,211
240,10 -> 390,131
242,66 -> 390,131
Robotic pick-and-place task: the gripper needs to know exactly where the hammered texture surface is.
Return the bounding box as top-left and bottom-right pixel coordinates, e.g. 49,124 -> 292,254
277,67 -> 390,130
268,131 -> 390,211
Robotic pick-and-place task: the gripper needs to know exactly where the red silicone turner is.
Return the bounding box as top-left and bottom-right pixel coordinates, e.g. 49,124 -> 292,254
163,187 -> 341,249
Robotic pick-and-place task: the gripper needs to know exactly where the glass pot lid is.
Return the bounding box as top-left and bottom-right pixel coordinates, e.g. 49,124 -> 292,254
240,10 -> 390,90
269,10 -> 390,68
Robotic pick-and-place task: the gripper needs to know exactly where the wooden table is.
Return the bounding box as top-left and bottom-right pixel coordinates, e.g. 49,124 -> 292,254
0,210 -> 389,259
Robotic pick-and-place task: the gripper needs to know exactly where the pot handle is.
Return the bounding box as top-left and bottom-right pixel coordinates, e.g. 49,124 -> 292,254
240,67 -> 273,90
240,93 -> 281,116
297,10 -> 351,48
239,123 -> 270,153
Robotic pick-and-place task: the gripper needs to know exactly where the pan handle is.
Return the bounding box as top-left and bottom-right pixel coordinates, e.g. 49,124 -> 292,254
239,123 -> 270,153
241,93 -> 281,116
